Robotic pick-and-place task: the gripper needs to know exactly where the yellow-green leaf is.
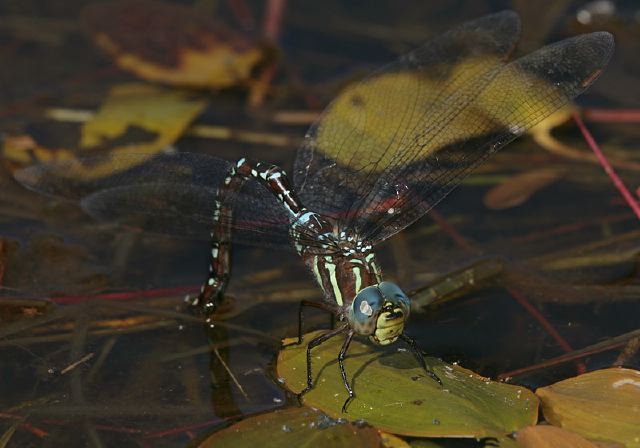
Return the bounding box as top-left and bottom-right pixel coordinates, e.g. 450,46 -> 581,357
315,57 -> 561,172
277,331 -> 538,438
536,368 -> 640,447
71,83 -> 207,179
197,406 -> 381,448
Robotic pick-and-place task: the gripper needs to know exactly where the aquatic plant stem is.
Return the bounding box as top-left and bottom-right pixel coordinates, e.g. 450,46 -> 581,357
584,108 -> 640,123
429,208 -> 585,373
573,111 -> 640,220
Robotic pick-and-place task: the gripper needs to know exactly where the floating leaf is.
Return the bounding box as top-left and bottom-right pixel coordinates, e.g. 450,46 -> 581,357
2,84 -> 207,177
536,368 -> 640,447
74,83 -> 207,179
515,425 -> 599,448
380,431 -> 411,447
197,406 -> 381,447
82,0 -> 267,89
483,168 -> 562,210
277,331 -> 538,437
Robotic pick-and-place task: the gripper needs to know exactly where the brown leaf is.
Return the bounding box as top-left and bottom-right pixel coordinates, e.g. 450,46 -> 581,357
484,168 -> 562,210
516,425 -> 599,448
82,0 -> 267,89
536,368 -> 640,447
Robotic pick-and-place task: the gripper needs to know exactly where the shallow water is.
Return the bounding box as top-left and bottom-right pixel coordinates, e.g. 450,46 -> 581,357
0,0 -> 639,446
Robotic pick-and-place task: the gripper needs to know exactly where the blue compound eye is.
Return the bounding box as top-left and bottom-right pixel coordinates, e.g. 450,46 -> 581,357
352,285 -> 383,327
378,282 -> 410,309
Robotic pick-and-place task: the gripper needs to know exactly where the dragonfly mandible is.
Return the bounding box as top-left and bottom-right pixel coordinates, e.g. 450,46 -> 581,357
15,11 -> 613,412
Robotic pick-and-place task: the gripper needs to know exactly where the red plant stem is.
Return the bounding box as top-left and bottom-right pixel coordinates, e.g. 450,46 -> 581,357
573,112 -> 640,220
428,208 -> 481,255
45,285 -> 200,305
0,413 -> 49,438
429,208 -> 585,373
263,0 -> 286,42
505,286 -> 585,374
497,336 -> 630,380
584,108 -> 640,123
143,418 -> 222,438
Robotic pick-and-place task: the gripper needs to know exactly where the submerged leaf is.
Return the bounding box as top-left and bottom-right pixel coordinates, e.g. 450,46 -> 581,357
75,83 -> 206,179
536,368 -> 640,447
483,168 -> 562,210
82,0 -> 266,89
198,406 -> 381,447
277,331 -> 538,437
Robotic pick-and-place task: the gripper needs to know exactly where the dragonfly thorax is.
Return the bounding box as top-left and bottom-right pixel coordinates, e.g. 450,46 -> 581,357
348,282 -> 411,345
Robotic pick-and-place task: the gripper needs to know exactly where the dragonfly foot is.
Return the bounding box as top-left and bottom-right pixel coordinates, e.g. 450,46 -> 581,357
426,367 -> 443,387
341,392 -> 355,413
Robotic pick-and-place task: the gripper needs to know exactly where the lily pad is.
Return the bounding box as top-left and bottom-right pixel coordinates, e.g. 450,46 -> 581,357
536,367 -> 640,447
277,331 -> 538,437
515,425 -> 599,448
198,406 -> 380,447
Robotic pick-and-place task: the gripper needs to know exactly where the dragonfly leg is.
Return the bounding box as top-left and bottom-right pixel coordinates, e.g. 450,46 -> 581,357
400,333 -> 443,387
297,325 -> 347,404
195,158 -> 307,321
296,300 -> 334,344
338,330 -> 356,413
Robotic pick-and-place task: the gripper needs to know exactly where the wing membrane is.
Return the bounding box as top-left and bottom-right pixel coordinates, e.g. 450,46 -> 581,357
292,11 -> 613,245
356,32 -> 614,243
293,11 -> 521,222
15,152 -> 296,250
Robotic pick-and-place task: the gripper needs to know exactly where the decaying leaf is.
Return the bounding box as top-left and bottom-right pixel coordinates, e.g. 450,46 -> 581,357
82,0 -> 268,89
483,168 -> 563,210
3,83 -> 207,178
536,368 -> 640,447
277,330 -> 538,438
76,83 -> 207,178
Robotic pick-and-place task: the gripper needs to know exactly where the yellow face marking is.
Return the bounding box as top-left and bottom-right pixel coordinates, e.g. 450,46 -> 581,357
370,308 -> 405,345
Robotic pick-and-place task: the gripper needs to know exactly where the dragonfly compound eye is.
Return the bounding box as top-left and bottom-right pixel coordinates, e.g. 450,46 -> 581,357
349,285 -> 383,335
377,282 -> 411,317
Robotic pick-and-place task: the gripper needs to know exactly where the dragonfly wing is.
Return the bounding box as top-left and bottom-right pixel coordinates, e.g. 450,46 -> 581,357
356,31 -> 614,244
293,11 -> 612,246
293,11 -> 521,225
15,152 -> 295,250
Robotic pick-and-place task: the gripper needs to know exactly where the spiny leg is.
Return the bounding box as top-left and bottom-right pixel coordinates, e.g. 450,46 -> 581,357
193,158 -> 308,322
297,325 -> 347,402
400,333 -> 443,387
338,330 -> 355,413
296,300 -> 335,344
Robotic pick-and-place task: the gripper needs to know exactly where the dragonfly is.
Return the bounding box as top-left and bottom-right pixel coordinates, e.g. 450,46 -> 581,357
15,11 -> 613,412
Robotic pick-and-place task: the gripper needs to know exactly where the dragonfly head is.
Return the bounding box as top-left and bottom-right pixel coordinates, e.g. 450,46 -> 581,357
348,281 -> 411,345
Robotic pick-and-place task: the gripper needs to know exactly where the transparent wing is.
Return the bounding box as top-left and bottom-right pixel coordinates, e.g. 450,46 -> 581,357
14,152 -> 297,250
293,11 -> 613,245
354,32 -> 613,244
293,11 -> 521,226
